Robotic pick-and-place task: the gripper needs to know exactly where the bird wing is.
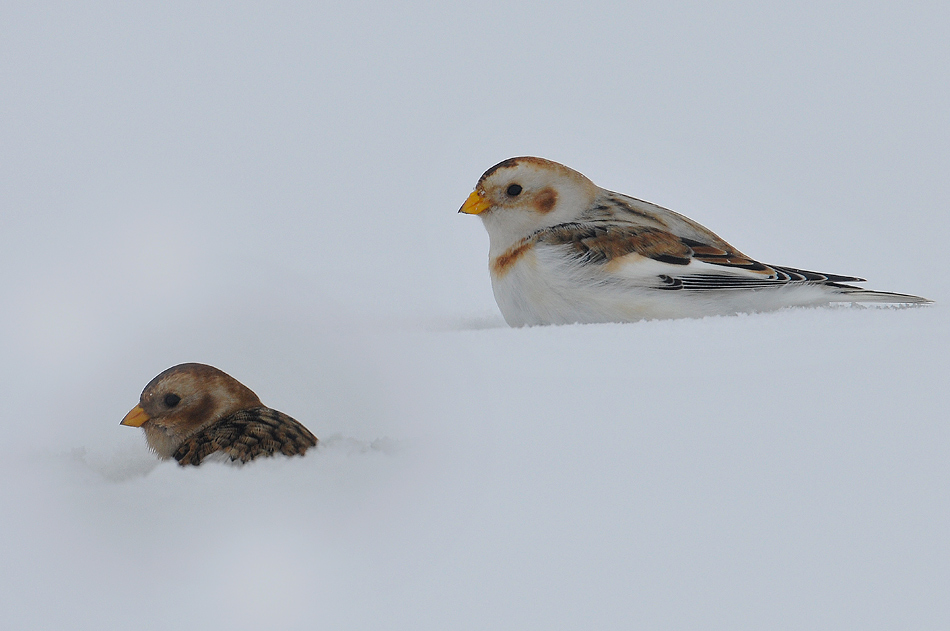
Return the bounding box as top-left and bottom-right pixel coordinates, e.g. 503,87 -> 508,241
174,407 -> 318,466
533,222 -> 865,291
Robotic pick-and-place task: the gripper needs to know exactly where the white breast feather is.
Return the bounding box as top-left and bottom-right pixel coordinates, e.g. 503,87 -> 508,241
491,242 -> 848,326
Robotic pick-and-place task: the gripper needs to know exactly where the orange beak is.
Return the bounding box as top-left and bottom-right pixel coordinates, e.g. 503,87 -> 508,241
120,404 -> 150,427
458,190 -> 492,215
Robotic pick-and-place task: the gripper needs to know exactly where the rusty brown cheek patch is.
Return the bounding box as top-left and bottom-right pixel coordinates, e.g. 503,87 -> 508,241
533,188 -> 558,214
183,393 -> 216,430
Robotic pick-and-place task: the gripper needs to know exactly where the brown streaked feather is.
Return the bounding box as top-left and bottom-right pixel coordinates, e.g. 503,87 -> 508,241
539,223 -> 693,265
173,407 -> 318,466
491,222 -> 773,278
599,192 -> 667,224
678,237 -> 769,271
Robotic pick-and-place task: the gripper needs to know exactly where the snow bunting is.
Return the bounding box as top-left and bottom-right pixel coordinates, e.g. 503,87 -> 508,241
460,157 -> 931,326
120,363 -> 317,466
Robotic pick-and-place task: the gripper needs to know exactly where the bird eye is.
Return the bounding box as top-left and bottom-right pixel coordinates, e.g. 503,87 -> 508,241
506,184 -> 523,197
164,393 -> 181,407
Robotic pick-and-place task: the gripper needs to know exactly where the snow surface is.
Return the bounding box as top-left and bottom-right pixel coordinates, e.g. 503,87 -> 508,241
1,2 -> 949,629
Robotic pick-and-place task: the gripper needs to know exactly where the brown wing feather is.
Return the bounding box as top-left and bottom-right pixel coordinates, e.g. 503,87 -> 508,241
529,222 -> 769,271
538,223 -> 693,265
174,407 -> 318,466
678,237 -> 770,271
495,222 -> 869,289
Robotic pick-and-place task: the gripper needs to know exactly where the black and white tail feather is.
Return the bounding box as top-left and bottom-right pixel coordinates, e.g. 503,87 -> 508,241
657,264 -> 931,305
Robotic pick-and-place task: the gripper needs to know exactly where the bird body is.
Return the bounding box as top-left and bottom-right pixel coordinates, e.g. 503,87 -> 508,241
121,363 -> 317,466
461,157 -> 930,326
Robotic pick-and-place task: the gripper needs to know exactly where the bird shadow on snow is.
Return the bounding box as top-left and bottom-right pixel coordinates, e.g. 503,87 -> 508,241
62,435 -> 403,483
419,302 -> 932,335
63,446 -> 162,481
423,311 -> 508,331
317,434 -> 403,456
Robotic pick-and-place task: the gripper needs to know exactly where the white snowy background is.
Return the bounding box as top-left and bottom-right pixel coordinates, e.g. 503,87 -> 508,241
1,2 -> 948,629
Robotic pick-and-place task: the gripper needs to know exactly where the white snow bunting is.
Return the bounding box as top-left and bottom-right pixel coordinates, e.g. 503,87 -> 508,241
460,157 -> 931,326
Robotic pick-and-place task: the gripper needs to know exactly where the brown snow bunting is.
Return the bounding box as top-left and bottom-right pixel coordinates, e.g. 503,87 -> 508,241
460,157 -> 931,326
120,363 -> 317,466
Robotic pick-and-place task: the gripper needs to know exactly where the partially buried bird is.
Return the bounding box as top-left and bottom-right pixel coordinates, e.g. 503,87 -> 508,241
460,157 -> 931,326
121,363 -> 317,466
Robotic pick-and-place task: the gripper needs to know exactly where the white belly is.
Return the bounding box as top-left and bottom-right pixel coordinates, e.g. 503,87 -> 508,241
489,246 -> 837,326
